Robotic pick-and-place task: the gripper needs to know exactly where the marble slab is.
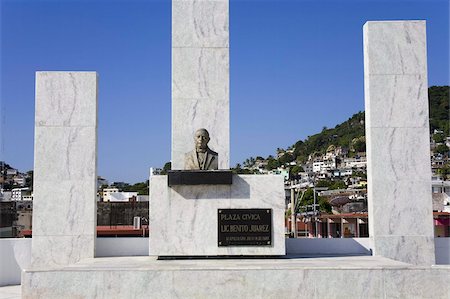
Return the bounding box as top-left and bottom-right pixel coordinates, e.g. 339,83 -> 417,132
32,180 -> 96,236
363,21 -> 427,75
35,72 -> 97,127
21,256 -> 450,299
172,48 -> 229,100
31,235 -> 95,269
172,97 -> 229,170
364,21 -> 435,265
367,127 -> 432,182
171,1 -> 229,170
34,126 -> 96,181
372,236 -> 436,266
364,74 -> 429,128
149,174 -> 285,256
32,72 -> 97,268
172,0 -> 229,48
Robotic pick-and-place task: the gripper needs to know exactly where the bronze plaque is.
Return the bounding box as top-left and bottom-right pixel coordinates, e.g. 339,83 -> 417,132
218,209 -> 272,246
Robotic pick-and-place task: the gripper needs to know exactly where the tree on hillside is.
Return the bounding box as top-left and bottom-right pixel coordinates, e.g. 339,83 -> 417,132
265,157 -> 280,170
429,86 -> 449,136
297,188 -> 331,213
435,144 -> 449,156
160,162 -> 171,175
290,165 -> 304,176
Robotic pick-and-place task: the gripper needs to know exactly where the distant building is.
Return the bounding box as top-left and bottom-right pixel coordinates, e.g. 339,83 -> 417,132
11,187 -> 30,201
137,195 -> 149,202
109,192 -> 139,202
432,180 -> 450,196
6,169 -> 18,176
22,194 -> 33,201
13,176 -> 26,187
102,188 -> 120,202
313,157 -> 337,173
343,156 -> 367,169
332,169 -> 353,177
302,162 -> 313,173
313,160 -> 324,173
97,176 -> 109,188
0,190 -> 12,201
268,168 -> 289,180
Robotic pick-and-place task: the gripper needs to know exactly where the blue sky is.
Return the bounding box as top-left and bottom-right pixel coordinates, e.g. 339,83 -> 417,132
1,0 -> 449,183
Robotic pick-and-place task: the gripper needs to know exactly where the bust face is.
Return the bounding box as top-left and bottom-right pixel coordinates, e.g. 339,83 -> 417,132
195,129 -> 210,152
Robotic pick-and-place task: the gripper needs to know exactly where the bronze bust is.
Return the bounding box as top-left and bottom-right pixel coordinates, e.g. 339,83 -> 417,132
184,128 -> 218,170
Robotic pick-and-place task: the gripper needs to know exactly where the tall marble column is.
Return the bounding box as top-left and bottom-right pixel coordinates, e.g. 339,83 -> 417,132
32,72 -> 98,267
171,0 -> 230,170
363,21 -> 435,265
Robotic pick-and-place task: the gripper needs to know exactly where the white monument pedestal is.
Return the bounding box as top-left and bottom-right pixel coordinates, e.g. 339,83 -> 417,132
149,174 -> 286,256
21,256 -> 449,298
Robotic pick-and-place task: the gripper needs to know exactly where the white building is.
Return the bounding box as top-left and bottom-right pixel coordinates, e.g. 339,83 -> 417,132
343,157 -> 367,169
6,169 -> 18,176
102,188 -> 119,202
11,187 -> 30,201
268,168 -> 289,180
313,158 -> 336,173
332,169 -> 353,177
13,176 -> 26,187
0,190 -> 12,201
109,192 -> 139,202
137,195 -> 149,202
432,180 -> 450,196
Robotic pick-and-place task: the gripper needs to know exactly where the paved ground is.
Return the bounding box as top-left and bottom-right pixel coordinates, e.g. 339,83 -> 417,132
0,285 -> 20,299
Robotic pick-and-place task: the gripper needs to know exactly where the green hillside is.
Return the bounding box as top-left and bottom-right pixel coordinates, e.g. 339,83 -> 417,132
240,86 -> 449,170
429,86 -> 449,136
292,111 -> 365,164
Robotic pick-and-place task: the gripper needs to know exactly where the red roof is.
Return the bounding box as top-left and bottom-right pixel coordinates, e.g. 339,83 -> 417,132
18,226 -> 149,238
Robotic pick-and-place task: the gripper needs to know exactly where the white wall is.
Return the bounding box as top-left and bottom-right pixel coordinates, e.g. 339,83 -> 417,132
0,239 -> 31,286
96,237 -> 149,257
1,237 -> 449,286
435,237 -> 450,265
285,238 -> 372,256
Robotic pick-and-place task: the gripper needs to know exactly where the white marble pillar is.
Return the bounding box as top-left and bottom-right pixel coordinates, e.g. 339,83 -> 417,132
364,21 -> 435,265
32,72 -> 98,267
172,0 -> 230,170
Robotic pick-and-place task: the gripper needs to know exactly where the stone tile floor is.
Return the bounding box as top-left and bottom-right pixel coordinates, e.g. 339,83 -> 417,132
0,285 -> 20,299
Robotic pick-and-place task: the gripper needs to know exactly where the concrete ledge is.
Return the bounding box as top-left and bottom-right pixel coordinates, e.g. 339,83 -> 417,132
22,256 -> 450,298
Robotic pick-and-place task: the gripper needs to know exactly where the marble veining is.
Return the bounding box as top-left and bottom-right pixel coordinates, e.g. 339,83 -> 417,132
172,48 -> 229,100
365,74 -> 429,128
149,175 -> 285,256
34,127 -> 96,181
172,97 -> 229,169
172,1 -> 229,170
363,21 -> 427,75
22,256 -> 450,298
172,0 -> 229,48
368,127 -> 431,182
32,72 -> 97,268
32,180 -> 96,236
35,72 -> 97,127
364,21 -> 434,265
31,235 -> 95,268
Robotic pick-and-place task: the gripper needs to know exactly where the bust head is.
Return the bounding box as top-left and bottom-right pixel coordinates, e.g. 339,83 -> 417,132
194,128 -> 210,153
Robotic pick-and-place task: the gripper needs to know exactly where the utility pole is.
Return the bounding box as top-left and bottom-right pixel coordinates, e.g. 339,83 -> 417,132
290,182 -> 296,238
313,187 -> 318,237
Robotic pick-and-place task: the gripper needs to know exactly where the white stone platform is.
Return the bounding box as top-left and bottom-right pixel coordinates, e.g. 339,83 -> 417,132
22,256 -> 450,298
150,174 -> 286,256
